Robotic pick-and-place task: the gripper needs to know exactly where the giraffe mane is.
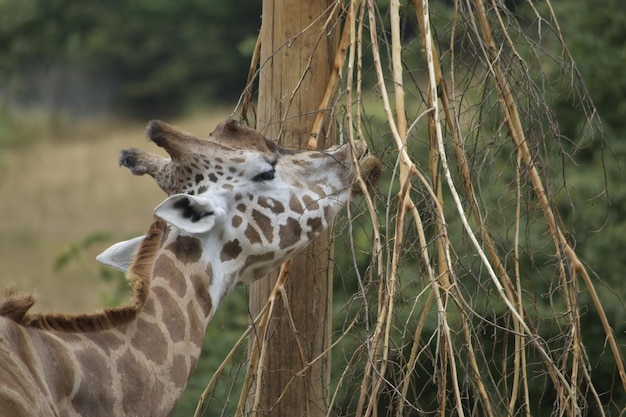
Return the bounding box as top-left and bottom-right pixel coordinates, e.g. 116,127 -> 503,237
0,286 -> 36,323
0,219 -> 165,332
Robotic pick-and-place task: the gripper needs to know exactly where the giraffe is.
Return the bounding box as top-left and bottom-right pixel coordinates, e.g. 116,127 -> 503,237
0,118 -> 382,417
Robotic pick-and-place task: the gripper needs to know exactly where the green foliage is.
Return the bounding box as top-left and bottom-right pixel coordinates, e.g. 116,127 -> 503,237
53,231 -> 133,307
550,0 -> 626,136
0,0 -> 261,117
545,2 -> 626,403
54,231 -> 111,273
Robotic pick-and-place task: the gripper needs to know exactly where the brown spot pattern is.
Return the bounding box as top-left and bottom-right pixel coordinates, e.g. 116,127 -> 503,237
155,256 -> 187,298
306,217 -> 323,241
245,224 -> 262,244
165,235 -> 202,265
73,348 -> 115,416
279,218 -> 303,249
131,318 -> 168,364
258,196 -> 285,214
289,193 -> 304,214
190,273 -> 213,318
301,194 -> 319,210
86,331 -> 125,356
170,354 -> 189,389
41,337 -> 79,400
310,183 -> 326,198
240,252 -> 275,276
142,298 -> 157,317
251,210 -> 273,242
186,300 -> 205,349
153,286 -> 185,343
119,350 -> 165,415
220,239 -> 242,261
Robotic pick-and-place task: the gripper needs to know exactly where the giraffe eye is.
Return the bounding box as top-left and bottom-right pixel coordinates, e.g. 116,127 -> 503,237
252,168 -> 276,182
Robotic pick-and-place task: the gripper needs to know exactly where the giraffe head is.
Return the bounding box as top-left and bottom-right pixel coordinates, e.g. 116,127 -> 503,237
100,119 -> 380,286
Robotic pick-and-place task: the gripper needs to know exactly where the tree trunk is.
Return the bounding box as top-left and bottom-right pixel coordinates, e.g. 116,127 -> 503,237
248,0 -> 337,416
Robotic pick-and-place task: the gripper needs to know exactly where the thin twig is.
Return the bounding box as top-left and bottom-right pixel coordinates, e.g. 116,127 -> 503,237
240,34 -> 262,124
308,0 -> 362,150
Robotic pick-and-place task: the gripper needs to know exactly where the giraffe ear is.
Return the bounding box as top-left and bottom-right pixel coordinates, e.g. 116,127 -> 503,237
154,194 -> 221,234
96,235 -> 145,272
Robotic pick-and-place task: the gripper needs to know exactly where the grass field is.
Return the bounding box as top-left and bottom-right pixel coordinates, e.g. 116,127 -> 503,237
0,109 -> 230,312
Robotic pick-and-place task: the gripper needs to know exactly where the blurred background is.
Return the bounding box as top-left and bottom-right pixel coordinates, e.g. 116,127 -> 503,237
0,0 -> 625,415
0,0 -> 261,312
0,0 -> 260,121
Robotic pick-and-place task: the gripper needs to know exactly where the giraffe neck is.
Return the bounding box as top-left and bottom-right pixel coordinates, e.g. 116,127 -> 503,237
90,228 -> 219,416
17,227 -> 221,417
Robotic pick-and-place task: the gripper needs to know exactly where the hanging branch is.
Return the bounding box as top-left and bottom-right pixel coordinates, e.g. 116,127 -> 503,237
511,149 -> 531,416
308,0 -> 362,150
471,0 -> 626,393
193,1 -> 625,416
239,34 -> 262,124
237,260 -> 293,417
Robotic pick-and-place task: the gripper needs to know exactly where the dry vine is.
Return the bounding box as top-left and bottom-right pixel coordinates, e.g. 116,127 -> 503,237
199,0 -> 625,416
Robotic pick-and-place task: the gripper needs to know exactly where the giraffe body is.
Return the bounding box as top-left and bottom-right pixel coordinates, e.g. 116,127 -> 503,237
0,119 -> 381,417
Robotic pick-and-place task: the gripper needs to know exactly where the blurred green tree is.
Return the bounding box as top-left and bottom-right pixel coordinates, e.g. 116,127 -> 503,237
550,0 -> 626,138
0,0 -> 261,117
548,0 -> 626,318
